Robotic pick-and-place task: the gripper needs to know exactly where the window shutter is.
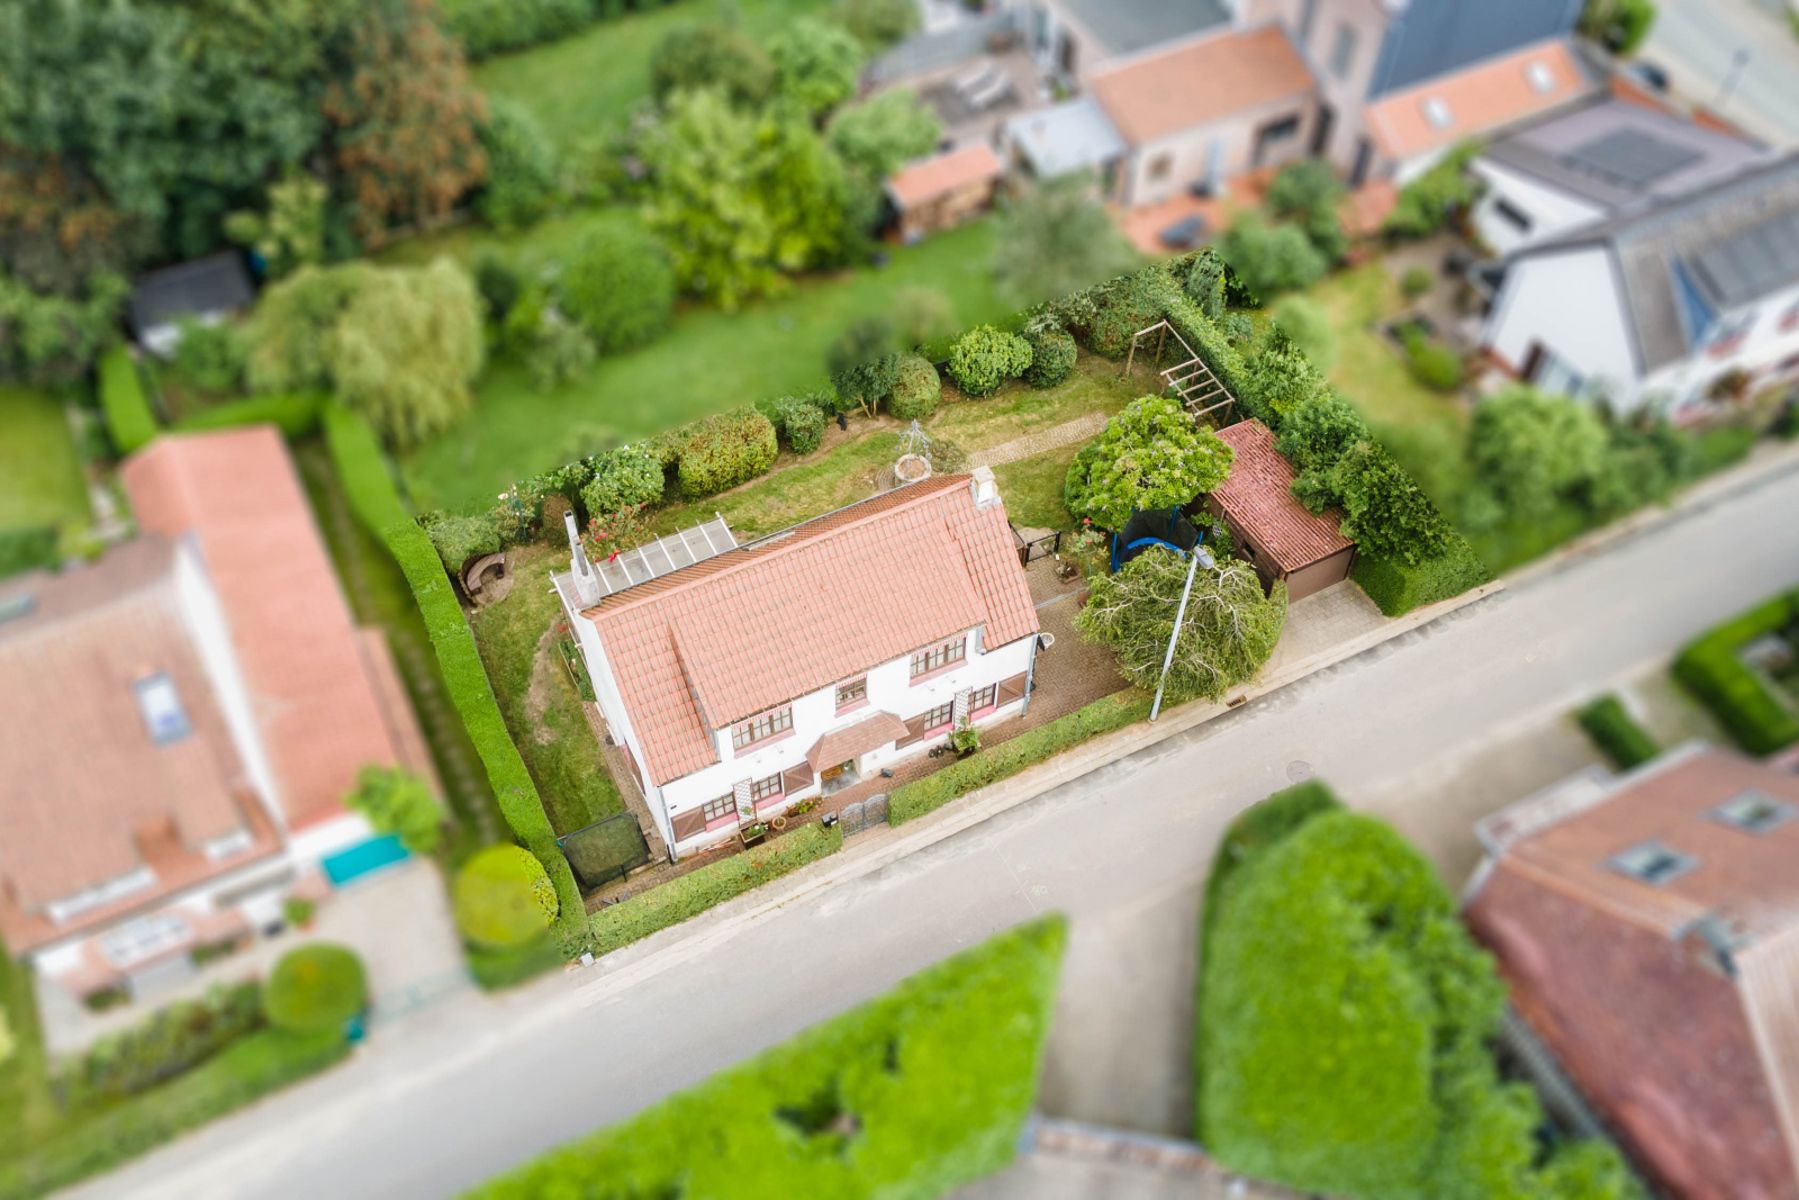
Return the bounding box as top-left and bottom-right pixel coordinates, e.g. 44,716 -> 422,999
997,673 -> 1028,704
897,713 -> 932,748
671,807 -> 706,841
783,761 -> 814,793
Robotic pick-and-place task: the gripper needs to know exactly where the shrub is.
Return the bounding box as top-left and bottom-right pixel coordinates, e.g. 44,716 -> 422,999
1277,390 -> 1369,474
171,319 -> 247,393
892,285 -> 957,349
439,0 -> 593,60
946,325 -> 1032,397
1384,141 -> 1481,239
581,443 -> 665,515
891,693 -> 1149,824
472,255 -> 522,323
1581,0 -> 1657,55
1061,266 -> 1180,359
475,917 -> 1065,1199
1351,536 -> 1489,616
1671,589 -> 1799,754
456,845 -> 560,950
1270,296 -> 1335,372
1325,442 -> 1452,565
1218,217 -> 1326,300
650,21 -> 775,108
1403,329 -> 1464,392
559,221 -> 676,353
827,318 -> 900,412
263,945 -> 366,1037
53,983 -> 263,1108
764,393 -> 829,453
590,824 -> 843,955
0,526 -> 59,578
1401,265 -> 1433,298
1023,326 -> 1077,388
835,0 -> 918,48
344,765 -> 444,856
98,345 -> 157,455
1241,325 -> 1328,425
1575,695 -> 1661,770
1466,386 -> 1610,520
675,407 -> 779,497
476,99 -> 558,232
767,16 -> 866,117
526,308 -> 597,391
423,512 -> 501,575
1182,247 -> 1227,318
170,392 -> 326,438
888,354 -> 942,420
1266,159 -> 1343,222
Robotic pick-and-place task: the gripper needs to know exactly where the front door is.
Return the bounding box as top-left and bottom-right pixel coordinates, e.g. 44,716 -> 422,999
1310,103 -> 1335,158
821,759 -> 860,795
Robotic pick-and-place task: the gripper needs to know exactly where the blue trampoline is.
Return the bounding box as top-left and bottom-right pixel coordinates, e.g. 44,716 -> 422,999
321,834 -> 409,886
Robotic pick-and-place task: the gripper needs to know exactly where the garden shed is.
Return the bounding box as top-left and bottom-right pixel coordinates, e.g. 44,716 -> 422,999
1205,419 -> 1356,601
886,143 -> 1005,243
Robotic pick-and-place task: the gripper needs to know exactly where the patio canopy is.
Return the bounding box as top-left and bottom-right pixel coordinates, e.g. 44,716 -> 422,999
806,711 -> 910,771
1005,95 -> 1126,180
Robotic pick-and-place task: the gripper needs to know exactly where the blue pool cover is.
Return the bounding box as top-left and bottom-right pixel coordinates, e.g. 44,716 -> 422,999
321,834 -> 409,885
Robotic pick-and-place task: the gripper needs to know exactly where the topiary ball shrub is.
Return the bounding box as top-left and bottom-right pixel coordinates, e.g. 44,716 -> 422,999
946,325 -> 1032,397
780,397 -> 826,453
263,943 -> 367,1036
888,354 -> 942,420
1400,266 -> 1433,299
675,407 -> 780,498
454,845 -> 559,950
1402,331 -> 1464,393
582,444 -> 665,515
560,221 -> 676,353
1023,326 -> 1077,388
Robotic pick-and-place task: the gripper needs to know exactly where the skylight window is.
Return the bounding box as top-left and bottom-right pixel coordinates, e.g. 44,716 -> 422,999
1422,97 -> 1453,129
1525,61 -> 1556,94
1710,790 -> 1797,835
134,672 -> 193,746
1608,841 -> 1697,886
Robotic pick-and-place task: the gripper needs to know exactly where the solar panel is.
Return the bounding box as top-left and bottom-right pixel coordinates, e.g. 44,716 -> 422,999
1687,208 -> 1799,307
1562,128 -> 1702,190
592,516 -> 737,596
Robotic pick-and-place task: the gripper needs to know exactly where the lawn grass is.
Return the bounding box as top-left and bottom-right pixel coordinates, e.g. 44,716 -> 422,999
0,385 -> 89,535
398,219 -> 1011,513
469,0 -> 830,150
468,543 -> 623,836
992,442 -> 1081,530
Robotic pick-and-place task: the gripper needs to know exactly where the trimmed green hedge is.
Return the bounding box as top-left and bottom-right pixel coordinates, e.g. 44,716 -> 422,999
170,392 -> 326,438
889,692 -> 1150,825
98,345 -> 158,455
471,916 -> 1067,1200
1351,535 -> 1490,617
0,1028 -> 349,1200
322,404 -> 589,954
675,407 -> 779,498
0,526 -> 58,579
264,944 -> 366,1036
467,935 -> 564,991
1574,695 -> 1661,770
1672,588 -> 1799,754
590,823 -> 843,956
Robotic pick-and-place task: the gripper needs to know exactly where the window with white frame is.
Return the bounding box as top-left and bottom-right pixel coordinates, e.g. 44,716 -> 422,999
910,637 -> 966,678
731,704 -> 793,750
750,773 -> 783,803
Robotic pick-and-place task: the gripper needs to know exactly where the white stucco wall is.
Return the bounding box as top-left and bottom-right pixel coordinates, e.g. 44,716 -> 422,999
1243,0 -> 1391,173
1469,159 -> 1607,256
1123,97 -> 1316,208
1485,246 -> 1637,400
1642,280 -> 1799,412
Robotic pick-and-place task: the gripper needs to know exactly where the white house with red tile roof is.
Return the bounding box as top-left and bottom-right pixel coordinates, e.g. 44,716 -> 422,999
0,427 -> 432,1002
554,470 -> 1042,859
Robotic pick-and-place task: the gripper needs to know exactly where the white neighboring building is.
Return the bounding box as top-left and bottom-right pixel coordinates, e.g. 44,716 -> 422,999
555,471 -> 1042,861
1483,153 -> 1799,415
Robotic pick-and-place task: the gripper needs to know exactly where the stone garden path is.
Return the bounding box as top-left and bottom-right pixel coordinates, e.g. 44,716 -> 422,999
970,411 -> 1109,470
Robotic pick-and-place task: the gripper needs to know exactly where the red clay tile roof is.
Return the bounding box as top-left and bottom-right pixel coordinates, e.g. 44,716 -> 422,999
1090,24 -> 1315,148
0,538 -> 283,953
806,710 -> 910,772
121,427 -> 406,831
1210,420 -> 1353,573
1366,39 -> 1595,161
886,143 -> 1004,210
584,476 -> 1039,785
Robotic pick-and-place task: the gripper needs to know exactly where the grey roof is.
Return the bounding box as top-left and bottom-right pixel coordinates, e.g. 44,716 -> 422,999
1368,0 -> 1583,97
866,11 -> 1023,86
1483,97 -> 1768,212
126,250 -> 255,338
1519,154 -> 1799,371
1060,0 -> 1230,58
1004,94 -> 1126,178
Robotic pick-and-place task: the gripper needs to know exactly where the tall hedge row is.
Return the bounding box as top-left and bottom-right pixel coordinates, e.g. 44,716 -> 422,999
169,392 -> 326,439
470,916 -> 1067,1200
1672,588 -> 1799,754
98,345 -> 158,455
322,405 -> 589,954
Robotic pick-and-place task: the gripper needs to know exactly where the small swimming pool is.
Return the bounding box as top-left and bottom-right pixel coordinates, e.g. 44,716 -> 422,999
321,834 -> 409,886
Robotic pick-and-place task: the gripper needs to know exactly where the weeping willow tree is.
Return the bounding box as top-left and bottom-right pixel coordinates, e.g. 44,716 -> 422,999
1076,551 -> 1287,704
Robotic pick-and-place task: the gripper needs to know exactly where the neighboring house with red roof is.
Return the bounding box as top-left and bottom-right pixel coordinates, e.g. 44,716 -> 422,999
1205,419 -> 1356,601
553,470 -> 1041,859
0,427 -> 431,1003
1464,745 -> 1799,1200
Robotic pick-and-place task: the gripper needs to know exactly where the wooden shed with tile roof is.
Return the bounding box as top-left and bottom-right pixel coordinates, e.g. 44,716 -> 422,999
1205,419 -> 1355,601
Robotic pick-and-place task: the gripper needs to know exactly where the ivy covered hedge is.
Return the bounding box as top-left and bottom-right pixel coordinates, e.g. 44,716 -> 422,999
322,405 -> 589,954
1351,539 -> 1490,617
471,916 -> 1067,1200
97,345 -> 158,456
590,823 -> 843,956
1196,788 -> 1640,1200
1672,587 -> 1799,754
889,691 -> 1149,825
1574,695 -> 1661,770
170,392 -> 325,438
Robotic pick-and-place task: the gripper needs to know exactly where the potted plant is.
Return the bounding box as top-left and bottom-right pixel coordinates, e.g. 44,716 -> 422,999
949,724 -> 981,758
282,896 -> 316,931
738,822 -> 768,848
769,814 -> 788,832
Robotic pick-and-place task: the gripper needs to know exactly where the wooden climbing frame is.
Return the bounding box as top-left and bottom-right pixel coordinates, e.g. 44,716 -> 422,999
1122,320 -> 1237,426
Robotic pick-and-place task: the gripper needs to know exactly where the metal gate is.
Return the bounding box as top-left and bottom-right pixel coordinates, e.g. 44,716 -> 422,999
837,793 -> 889,836
558,812 -> 651,890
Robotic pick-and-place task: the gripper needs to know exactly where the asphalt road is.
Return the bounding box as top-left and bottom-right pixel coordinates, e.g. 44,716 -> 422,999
1643,0 -> 1799,146
72,456 -> 1799,1200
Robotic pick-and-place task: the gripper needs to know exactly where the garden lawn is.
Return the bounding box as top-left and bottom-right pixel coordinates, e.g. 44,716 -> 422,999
399,220 -> 1010,512
469,543 -> 623,836
0,385 -> 88,535
469,0 -> 830,149
649,354 -> 1139,538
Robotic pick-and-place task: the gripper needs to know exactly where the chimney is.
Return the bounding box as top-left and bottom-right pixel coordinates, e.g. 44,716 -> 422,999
566,510 -> 603,608
970,465 -> 1000,509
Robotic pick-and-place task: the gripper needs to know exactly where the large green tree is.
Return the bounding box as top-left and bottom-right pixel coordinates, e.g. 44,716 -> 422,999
768,17 -> 866,117
649,21 -> 775,108
993,173 -> 1141,308
1465,386 -> 1611,520
826,89 -> 940,181
1063,395 -> 1235,528
1076,551 -> 1286,704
